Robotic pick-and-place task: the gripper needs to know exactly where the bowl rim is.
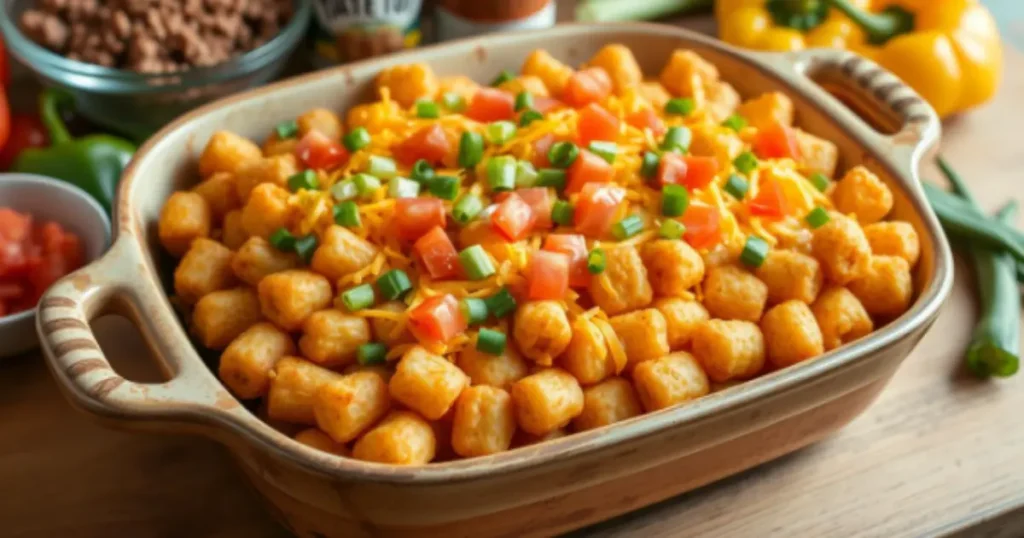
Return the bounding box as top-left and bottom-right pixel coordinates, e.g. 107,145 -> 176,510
111,22 -> 953,483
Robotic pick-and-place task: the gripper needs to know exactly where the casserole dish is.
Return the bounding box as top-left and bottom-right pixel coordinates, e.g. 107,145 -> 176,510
36,23 -> 950,537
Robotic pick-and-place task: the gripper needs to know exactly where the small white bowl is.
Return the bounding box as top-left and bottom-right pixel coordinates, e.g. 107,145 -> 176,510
0,173 -> 110,357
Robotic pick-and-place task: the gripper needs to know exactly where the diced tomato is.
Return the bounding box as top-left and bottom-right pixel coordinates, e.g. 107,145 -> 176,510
577,103 -> 620,147
753,122 -> 801,160
575,183 -> 626,238
748,178 -> 790,219
527,250 -> 570,300
515,188 -> 554,230
0,281 -> 25,300
394,198 -> 446,241
466,88 -> 515,123
566,149 -> 614,195
532,96 -> 565,114
681,156 -> 719,190
655,152 -> 688,188
413,226 -> 461,280
408,294 -> 467,344
491,193 -> 537,241
681,204 -> 722,249
626,108 -> 666,137
562,67 -> 613,108
295,130 -> 349,170
531,134 -> 557,168
0,210 -> 84,318
393,124 -> 452,166
0,208 -> 31,243
0,241 -> 27,278
542,234 -> 589,287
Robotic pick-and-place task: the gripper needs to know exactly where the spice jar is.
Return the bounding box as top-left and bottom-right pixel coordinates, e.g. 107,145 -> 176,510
310,0 -> 424,67
434,0 -> 556,42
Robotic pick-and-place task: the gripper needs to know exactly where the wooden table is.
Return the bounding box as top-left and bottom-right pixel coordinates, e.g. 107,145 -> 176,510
4,18 -> 1024,538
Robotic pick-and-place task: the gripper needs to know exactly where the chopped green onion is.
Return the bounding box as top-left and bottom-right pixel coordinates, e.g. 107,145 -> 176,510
411,159 -> 435,183
804,207 -> 831,229
357,343 -> 387,365
343,127 -> 371,152
491,70 -> 515,86
537,169 -> 567,190
295,234 -> 318,264
740,235 -> 770,268
388,177 -> 420,199
287,169 -> 319,192
612,215 -> 645,240
429,175 -> 460,200
733,152 -> 759,175
724,174 -> 749,200
476,328 -> 507,355
967,202 -> 1021,378
333,200 -> 361,227
514,91 -> 533,112
416,100 -> 440,119
330,179 -> 357,202
441,92 -> 466,112
659,219 -> 686,239
269,228 -> 296,251
664,97 -> 695,116
640,151 -> 660,179
453,193 -> 484,225
485,288 -> 517,318
353,173 -> 381,197
661,184 -> 689,217
341,284 -> 375,312
486,156 -> 517,192
485,121 -> 517,145
809,172 -> 831,192
548,141 -> 580,168
515,160 -> 538,187
588,141 -> 618,164
458,132 -> 485,168
376,269 -> 412,301
460,297 -> 489,325
587,248 -> 606,274
661,126 -> 692,153
519,109 -> 544,127
367,155 -> 397,179
459,245 -> 496,280
275,119 -> 298,139
722,114 -> 748,132
551,200 -> 575,226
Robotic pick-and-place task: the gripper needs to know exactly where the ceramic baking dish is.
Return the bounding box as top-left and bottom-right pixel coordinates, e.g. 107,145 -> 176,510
36,23 -> 952,538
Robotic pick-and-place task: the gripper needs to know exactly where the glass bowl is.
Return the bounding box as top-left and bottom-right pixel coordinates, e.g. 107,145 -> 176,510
0,0 -> 312,139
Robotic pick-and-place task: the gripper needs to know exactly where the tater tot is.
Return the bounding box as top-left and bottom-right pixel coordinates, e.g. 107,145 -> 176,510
219,322 -> 295,399
609,309 -> 670,370
691,320 -> 765,383
267,356 -> 343,425
690,123 -> 744,166
294,428 -> 349,457
159,191 -> 212,257
632,352 -> 710,412
641,239 -> 705,297
262,132 -> 299,157
513,301 -> 572,365
761,300 -> 825,368
173,238 -> 236,304
589,246 -> 654,315
812,212 -> 872,285
369,301 -> 414,347
832,166 -> 893,224
375,63 -> 439,108
298,309 -> 371,368
562,317 -> 621,385
457,342 -> 529,389
848,255 -> 913,318
653,297 -> 709,350
221,209 -> 248,250
310,225 -> 379,282
192,288 -> 263,350
296,108 -> 343,140
636,81 -> 671,110
192,172 -> 240,222
572,377 -> 643,431
702,265 -> 768,322
451,385 -> 517,457
389,346 -> 469,420
257,270 -> 333,332
705,81 -> 740,123
438,75 -> 480,100
199,131 -> 262,178
234,154 -> 300,202
811,287 -> 874,350
498,75 -> 550,97
659,49 -> 719,97
521,49 -> 573,95
241,183 -> 293,240
352,411 -> 436,465
346,100 -> 404,134
796,130 -> 839,178
343,363 -> 393,383
232,236 -> 301,286
735,91 -> 795,130
586,44 -> 642,94
313,371 -> 390,443
511,369 -> 584,436
755,250 -> 823,305
863,221 -> 920,267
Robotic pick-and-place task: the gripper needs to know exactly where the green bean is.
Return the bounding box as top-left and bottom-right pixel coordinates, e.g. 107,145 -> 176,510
937,157 -> 978,205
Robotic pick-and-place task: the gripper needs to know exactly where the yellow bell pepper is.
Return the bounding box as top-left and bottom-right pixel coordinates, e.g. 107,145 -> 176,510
716,0 -> 1003,118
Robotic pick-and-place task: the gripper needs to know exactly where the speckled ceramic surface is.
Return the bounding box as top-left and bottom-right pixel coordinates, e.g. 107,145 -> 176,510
35,24 -> 951,537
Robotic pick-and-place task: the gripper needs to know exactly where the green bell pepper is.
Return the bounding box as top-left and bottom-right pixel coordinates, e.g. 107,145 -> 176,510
12,89 -> 136,213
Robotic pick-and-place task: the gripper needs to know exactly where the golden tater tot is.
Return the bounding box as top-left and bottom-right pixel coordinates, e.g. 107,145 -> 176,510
451,385 -> 517,457
863,221 -> 920,267
310,225 -> 379,282
735,91 -> 795,130
812,212 -> 872,285
346,100 -> 404,134
636,81 -> 671,110
219,322 -> 295,399
513,301 -> 572,365
192,288 -> 263,350
159,191 -> 211,257
294,428 -> 349,457
521,49 -> 573,95
632,352 -> 710,412
314,371 -> 390,443
796,130 -> 839,178
702,265 -> 768,322
267,356 -> 343,425
370,301 -> 415,347
609,309 -> 670,370
690,123 -> 744,166
705,81 -> 740,123
755,250 -> 823,305
174,238 -> 236,304
375,63 -> 438,108
562,317 -> 621,385
262,132 -> 298,157
241,183 -> 293,240
299,309 -> 371,368
296,108 -> 343,140
653,297 -> 709,350
192,172 -> 239,222
848,255 -> 914,318
234,154 -> 300,202
572,377 -> 643,431
438,75 -> 479,101
352,411 -> 436,465
457,341 -> 529,390
511,369 -> 584,436
811,287 -> 874,351
498,75 -> 550,97
659,49 -> 719,97
221,209 -> 248,250
832,166 -> 893,225
589,246 -> 653,316
691,320 -> 765,383
761,300 -> 825,368
199,131 -> 262,178
257,270 -> 333,332
389,346 -> 469,420
586,44 -> 642,94
641,239 -> 705,297
232,236 -> 301,286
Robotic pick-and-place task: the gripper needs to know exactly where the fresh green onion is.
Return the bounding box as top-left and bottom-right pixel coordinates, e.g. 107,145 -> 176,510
612,215 -> 645,240
416,100 -> 440,119
269,227 -> 296,251
356,343 -> 387,365
458,132 -> 485,168
491,70 -> 515,86
809,172 -> 831,192
659,219 -> 686,239
460,245 -> 496,280
519,109 -> 544,127
429,175 -> 460,200
661,184 -> 689,217
295,234 -> 318,264
588,141 -> 618,164
453,193 -> 484,225
514,91 -> 534,112
486,156 -> 517,192
442,92 -> 466,112
587,248 -> 606,274
537,169 -> 567,190
640,151 -> 660,179
548,141 -> 580,168
287,169 -> 319,192
460,297 -> 489,325
485,121 -> 517,145
330,179 -> 357,201
967,201 -> 1020,378
664,97 -> 696,116
333,200 -> 361,227
411,159 -> 435,183
367,155 -> 397,179
343,127 -> 371,152
353,173 -> 381,197
515,160 -> 538,188
551,200 -> 575,226
722,114 -> 748,132
938,157 -> 977,204
476,328 -> 507,355
739,235 -> 770,268
275,119 -> 298,139
661,126 -> 692,153
341,284 -> 375,312
724,174 -> 749,200
804,207 -> 830,228
376,269 -> 412,301
388,177 -> 420,199
922,183 -> 1024,264
733,152 -> 759,175
485,288 -> 517,318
